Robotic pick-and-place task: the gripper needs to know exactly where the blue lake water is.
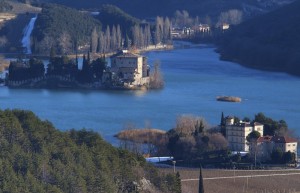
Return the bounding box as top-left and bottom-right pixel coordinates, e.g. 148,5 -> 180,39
1,43 -> 300,144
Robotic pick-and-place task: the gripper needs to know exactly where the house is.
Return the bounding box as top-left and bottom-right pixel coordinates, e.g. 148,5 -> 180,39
198,24 -> 210,33
225,116 -> 264,152
250,136 -> 298,162
183,27 -> 194,36
272,136 -> 298,158
254,136 -> 273,162
221,23 -> 230,30
110,50 -> 150,87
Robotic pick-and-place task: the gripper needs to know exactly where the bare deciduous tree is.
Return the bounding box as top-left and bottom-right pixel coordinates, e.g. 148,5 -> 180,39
90,28 -> 98,53
149,61 -> 164,89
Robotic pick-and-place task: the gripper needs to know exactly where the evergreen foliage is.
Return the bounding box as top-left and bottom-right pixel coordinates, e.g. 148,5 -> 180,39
0,0 -> 12,12
198,166 -> 204,193
9,54 -> 107,84
8,58 -> 44,81
254,112 -> 288,136
96,4 -> 140,35
31,4 -> 102,54
0,109 -> 180,193
246,130 -> 261,143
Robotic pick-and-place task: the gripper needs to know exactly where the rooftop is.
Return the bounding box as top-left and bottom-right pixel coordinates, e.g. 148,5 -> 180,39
257,136 -> 273,143
111,50 -> 141,58
271,136 -> 298,143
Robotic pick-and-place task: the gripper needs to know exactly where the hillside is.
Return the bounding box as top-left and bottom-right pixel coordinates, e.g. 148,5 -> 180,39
31,4 -> 102,55
0,109 -> 181,192
217,0 -> 300,76
96,4 -> 140,33
16,0 -> 294,19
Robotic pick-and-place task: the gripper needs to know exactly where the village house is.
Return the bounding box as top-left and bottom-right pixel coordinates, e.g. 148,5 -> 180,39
251,136 -> 298,162
221,23 -> 230,30
198,24 -> 210,33
171,27 -> 195,38
110,50 -> 150,87
254,136 -> 273,162
225,116 -> 264,152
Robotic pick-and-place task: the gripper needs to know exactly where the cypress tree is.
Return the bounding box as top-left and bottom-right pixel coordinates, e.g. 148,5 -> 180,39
75,51 -> 78,66
124,34 -> 130,49
220,112 -> 226,136
175,172 -> 182,193
199,165 -> 204,193
87,51 -> 91,65
220,112 -> 225,126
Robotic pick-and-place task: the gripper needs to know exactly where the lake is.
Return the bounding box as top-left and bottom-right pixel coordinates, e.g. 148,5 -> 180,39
1,42 -> 300,144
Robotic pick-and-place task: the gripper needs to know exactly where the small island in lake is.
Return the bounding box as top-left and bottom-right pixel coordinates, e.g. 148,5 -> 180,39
216,96 -> 242,102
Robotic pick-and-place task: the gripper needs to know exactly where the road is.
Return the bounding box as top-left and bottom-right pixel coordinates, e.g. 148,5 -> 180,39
181,172 -> 300,182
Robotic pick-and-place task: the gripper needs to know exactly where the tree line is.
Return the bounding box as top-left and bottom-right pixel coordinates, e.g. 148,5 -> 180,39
8,52 -> 107,84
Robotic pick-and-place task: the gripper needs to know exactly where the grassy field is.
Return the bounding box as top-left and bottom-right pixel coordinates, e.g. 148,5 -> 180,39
8,1 -> 41,14
161,168 -> 300,193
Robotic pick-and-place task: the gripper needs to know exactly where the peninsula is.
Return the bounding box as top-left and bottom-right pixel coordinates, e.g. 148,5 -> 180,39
6,50 -> 164,90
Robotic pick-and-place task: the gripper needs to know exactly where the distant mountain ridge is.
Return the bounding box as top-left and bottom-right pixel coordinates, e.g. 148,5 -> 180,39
22,0 -> 294,19
217,0 -> 300,76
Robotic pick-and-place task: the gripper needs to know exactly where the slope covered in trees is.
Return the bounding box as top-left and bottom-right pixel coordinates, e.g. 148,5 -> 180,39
0,109 -> 181,193
0,0 -> 12,12
31,4 -> 101,54
96,4 -> 139,33
217,0 -> 300,76
23,0 -> 292,19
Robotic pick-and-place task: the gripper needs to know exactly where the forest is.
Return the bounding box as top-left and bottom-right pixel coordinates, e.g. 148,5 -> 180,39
30,4 -> 172,55
0,109 -> 181,193
217,0 -> 300,76
31,4 -> 102,54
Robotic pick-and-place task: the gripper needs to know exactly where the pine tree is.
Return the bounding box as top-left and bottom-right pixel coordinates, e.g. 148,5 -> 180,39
198,165 -> 204,193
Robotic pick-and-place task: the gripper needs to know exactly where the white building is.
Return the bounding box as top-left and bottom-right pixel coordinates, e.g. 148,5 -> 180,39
198,24 -> 210,33
255,136 -> 273,162
251,136 -> 298,162
110,50 -> 150,86
272,136 -> 298,158
221,23 -> 230,30
225,116 -> 264,152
